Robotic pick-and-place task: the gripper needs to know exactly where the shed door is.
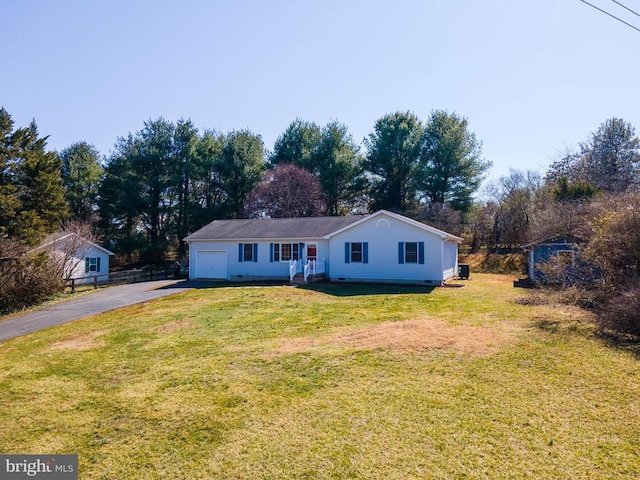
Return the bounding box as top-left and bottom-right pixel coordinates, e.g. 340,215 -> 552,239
196,251 -> 227,279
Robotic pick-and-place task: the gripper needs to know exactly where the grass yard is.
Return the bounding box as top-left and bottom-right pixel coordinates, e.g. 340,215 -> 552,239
0,274 -> 639,479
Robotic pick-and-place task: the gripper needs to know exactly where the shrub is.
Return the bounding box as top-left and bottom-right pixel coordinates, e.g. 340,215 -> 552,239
583,194 -> 640,337
0,239 -> 65,314
597,280 -> 640,337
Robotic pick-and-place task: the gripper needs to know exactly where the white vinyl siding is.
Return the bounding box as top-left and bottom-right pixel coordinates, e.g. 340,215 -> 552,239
189,240 -> 330,281
85,257 -> 100,273
329,213 -> 452,284
442,240 -> 458,280
186,212 -> 459,284
69,245 -> 111,284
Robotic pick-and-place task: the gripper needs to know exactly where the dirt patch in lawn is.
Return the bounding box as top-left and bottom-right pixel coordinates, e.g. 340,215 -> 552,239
154,319 -> 195,333
48,331 -> 106,351
272,318 -> 517,357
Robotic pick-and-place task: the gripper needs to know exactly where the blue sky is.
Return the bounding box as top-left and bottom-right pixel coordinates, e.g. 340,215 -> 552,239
3,0 -> 640,186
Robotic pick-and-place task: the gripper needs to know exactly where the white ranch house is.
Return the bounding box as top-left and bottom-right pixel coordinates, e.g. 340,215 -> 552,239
36,232 -> 114,285
185,210 -> 462,285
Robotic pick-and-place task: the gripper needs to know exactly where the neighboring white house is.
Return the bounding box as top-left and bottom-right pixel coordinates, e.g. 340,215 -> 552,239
184,210 -> 462,285
35,232 -> 115,285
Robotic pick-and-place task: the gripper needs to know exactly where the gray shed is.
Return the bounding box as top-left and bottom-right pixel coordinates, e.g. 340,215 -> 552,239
524,236 -> 592,285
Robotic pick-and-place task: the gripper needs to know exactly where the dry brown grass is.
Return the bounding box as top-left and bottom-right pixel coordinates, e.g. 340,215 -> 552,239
268,317 -> 518,357
47,331 -> 105,351
459,252 -> 526,275
152,319 -> 196,333
3,276 -> 640,479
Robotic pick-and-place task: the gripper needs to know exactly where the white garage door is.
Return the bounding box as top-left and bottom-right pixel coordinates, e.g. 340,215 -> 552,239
196,251 -> 227,279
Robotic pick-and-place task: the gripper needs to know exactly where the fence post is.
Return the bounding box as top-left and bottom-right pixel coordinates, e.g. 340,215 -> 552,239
71,279 -> 75,293
93,276 -> 98,289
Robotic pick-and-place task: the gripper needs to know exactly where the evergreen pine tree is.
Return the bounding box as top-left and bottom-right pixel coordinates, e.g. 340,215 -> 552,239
11,121 -> 69,244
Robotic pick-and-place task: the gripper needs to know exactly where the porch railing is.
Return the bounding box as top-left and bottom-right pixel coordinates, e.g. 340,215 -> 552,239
304,259 -> 325,282
289,259 -> 299,282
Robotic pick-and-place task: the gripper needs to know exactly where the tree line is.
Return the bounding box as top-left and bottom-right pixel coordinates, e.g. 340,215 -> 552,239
2,105 -> 640,337
0,107 -> 492,263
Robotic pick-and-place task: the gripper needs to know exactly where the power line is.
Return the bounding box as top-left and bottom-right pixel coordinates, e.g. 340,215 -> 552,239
578,0 -> 640,33
610,0 -> 640,19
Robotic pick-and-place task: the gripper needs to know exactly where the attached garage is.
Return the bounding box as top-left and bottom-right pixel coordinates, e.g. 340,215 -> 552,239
195,250 -> 227,279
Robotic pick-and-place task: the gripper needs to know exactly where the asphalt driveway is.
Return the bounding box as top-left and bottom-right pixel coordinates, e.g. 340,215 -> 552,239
0,280 -> 197,342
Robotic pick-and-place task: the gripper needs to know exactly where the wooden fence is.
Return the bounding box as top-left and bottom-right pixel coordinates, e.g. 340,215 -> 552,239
66,267 -> 182,292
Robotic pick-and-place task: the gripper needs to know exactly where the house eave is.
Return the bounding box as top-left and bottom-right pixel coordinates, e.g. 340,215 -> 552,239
323,210 -> 463,242
184,236 -> 326,243
29,233 -> 115,256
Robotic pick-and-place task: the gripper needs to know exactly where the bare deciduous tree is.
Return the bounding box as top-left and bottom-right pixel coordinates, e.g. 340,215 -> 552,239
244,164 -> 327,218
40,221 -> 99,282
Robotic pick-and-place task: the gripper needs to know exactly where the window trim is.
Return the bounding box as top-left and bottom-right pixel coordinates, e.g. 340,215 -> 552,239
270,243 -> 300,262
398,242 -> 425,265
85,257 -> 101,273
238,243 -> 258,263
405,242 -> 418,264
344,242 -> 369,264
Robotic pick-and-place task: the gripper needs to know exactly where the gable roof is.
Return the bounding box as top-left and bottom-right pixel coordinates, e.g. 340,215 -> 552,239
184,215 -> 366,241
184,210 -> 463,242
325,210 -> 463,242
32,232 -> 115,256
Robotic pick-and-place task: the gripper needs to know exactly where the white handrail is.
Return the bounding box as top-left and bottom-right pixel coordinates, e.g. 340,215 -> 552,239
303,259 -> 325,282
289,259 -> 297,282
304,260 -> 314,282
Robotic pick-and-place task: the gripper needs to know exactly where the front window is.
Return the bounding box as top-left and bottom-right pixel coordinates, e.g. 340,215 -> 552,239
243,243 -> 254,262
273,243 -> 300,262
405,242 -> 418,264
350,242 -> 363,263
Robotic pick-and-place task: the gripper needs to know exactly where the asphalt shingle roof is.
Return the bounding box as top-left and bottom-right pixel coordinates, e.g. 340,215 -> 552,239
184,215 -> 368,241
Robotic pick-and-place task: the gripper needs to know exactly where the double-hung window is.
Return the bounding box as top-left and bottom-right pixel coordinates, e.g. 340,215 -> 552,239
344,242 -> 368,264
398,242 -> 425,264
238,243 -> 258,262
405,242 -> 418,264
351,242 -> 363,263
85,257 -> 101,273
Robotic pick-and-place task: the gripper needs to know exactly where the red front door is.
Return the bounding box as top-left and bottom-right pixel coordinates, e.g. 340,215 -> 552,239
307,244 -> 317,262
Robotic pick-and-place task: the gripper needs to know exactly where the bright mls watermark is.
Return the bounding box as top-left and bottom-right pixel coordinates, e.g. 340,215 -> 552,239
0,455 -> 77,479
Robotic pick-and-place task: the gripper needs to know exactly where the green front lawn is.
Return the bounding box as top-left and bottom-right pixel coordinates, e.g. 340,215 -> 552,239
0,275 -> 638,479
